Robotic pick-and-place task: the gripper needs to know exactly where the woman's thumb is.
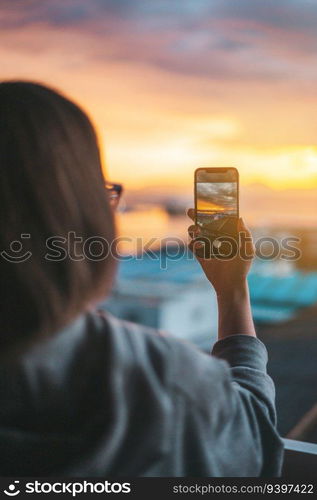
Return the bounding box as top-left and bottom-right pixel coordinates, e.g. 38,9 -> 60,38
238,217 -> 254,257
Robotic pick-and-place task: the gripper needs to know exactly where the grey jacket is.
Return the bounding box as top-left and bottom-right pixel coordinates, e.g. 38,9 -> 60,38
0,310 -> 284,476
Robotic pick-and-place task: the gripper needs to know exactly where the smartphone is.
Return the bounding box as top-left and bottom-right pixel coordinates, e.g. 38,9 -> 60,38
194,167 -> 239,257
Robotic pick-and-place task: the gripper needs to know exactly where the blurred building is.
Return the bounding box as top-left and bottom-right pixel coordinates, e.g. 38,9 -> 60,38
249,259 -> 317,323
293,229 -> 317,270
252,226 -> 317,271
101,251 -> 218,350
100,248 -> 317,349
257,306 -> 317,443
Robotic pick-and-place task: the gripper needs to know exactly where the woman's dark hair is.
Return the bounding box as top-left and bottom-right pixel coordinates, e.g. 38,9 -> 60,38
0,81 -> 116,349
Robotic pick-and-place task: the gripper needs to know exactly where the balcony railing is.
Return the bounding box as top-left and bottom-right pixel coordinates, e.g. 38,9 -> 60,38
282,438 -> 317,479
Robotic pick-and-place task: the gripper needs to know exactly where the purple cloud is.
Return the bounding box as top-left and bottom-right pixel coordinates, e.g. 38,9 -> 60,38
1,0 -> 317,82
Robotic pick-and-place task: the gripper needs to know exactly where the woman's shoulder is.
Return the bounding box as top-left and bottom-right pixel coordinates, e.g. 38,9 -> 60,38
84,309 -> 228,398
88,308 -> 175,375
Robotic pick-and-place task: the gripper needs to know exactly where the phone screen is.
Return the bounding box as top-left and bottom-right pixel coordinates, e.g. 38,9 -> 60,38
195,168 -> 238,230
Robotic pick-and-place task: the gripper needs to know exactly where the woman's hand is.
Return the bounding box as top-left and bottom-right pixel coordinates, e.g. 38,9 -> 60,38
187,209 -> 254,297
187,209 -> 256,338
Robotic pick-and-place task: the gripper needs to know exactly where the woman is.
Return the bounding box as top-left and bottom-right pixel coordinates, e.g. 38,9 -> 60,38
0,81 -> 283,476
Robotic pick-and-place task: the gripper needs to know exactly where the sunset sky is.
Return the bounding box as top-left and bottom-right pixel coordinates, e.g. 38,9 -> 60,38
197,182 -> 237,213
1,0 -> 317,190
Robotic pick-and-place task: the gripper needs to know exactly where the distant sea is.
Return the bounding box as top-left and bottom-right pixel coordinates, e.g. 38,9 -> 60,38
116,206 -> 189,255
116,200 -> 317,255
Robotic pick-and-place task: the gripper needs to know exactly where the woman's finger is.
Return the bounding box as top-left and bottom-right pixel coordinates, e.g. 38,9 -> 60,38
188,224 -> 201,238
238,217 -> 255,258
187,208 -> 195,222
188,238 -> 203,254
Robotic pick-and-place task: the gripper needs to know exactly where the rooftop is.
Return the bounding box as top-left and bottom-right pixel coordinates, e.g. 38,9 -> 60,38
114,249 -> 317,323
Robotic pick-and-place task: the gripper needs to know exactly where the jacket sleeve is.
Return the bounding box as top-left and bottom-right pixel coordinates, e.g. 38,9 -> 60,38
168,334 -> 284,477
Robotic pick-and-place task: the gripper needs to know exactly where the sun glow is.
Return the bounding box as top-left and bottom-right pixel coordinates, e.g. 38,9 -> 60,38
1,2 -> 317,195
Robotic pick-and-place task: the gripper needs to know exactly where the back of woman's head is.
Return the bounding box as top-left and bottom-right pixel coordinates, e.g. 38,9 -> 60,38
0,81 -> 116,349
